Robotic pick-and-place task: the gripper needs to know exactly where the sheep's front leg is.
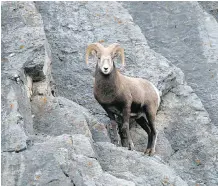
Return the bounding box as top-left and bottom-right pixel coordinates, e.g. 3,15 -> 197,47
102,105 -> 120,146
110,119 -> 120,146
122,105 -> 134,150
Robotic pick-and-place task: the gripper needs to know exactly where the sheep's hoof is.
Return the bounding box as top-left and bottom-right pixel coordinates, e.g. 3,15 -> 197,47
128,146 -> 135,151
144,148 -> 155,156
144,148 -> 151,155
149,148 -> 155,156
113,139 -> 120,146
128,142 -> 135,151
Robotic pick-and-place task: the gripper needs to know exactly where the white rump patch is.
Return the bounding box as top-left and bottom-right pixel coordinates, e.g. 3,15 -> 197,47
149,82 -> 161,107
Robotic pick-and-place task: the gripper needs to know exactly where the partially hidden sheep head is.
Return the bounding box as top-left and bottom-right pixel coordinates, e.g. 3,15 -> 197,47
86,43 -> 125,75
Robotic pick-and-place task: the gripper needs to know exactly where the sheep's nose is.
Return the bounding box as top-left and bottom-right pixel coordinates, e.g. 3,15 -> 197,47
104,67 -> 108,70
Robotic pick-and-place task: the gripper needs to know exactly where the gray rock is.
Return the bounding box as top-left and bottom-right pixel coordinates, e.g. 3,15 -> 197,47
35,1 -> 178,118
31,96 -> 92,138
1,1 -> 48,152
199,1 -> 218,22
56,96 -> 111,143
121,3 -> 218,184
2,134 -> 135,186
36,1 -> 218,185
96,142 -> 188,186
2,135 -> 75,186
31,95 -> 110,142
1,83 -> 29,152
157,84 -> 218,185
123,1 -> 218,126
35,0 -> 180,153
2,1 -> 218,186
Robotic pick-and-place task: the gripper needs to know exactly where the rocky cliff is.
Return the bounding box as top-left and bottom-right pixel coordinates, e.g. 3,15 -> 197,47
1,2 -> 218,186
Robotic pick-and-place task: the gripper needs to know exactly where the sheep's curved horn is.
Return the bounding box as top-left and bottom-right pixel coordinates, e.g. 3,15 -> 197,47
85,43 -> 104,64
108,43 -> 125,65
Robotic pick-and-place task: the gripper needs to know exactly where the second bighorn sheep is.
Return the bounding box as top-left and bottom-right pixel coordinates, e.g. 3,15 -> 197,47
86,43 -> 160,155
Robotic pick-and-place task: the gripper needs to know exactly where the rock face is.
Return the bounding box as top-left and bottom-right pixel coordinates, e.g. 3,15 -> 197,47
199,1 -> 218,22
35,1 -> 179,116
123,1 -> 218,126
1,1 -> 218,186
1,1 -> 45,153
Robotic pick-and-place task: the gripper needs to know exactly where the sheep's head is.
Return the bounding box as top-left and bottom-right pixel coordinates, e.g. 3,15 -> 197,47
86,43 -> 125,75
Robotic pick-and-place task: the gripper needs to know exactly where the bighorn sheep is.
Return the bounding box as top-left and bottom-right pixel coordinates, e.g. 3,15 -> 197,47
86,43 -> 160,155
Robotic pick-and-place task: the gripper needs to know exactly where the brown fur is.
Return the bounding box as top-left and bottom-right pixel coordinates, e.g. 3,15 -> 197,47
87,43 -> 160,155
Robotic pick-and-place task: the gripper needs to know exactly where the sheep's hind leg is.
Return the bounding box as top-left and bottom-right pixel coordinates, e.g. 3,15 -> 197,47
135,117 -> 152,154
145,107 -> 157,156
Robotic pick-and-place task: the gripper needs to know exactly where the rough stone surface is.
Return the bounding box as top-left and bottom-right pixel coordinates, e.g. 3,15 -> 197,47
35,1 -> 179,118
31,95 -> 111,142
157,85 -> 218,185
31,96 -> 92,138
199,1 -> 218,22
2,134 -> 135,186
1,1 -> 218,186
1,1 -> 47,152
123,1 -> 218,126
96,142 -> 188,186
